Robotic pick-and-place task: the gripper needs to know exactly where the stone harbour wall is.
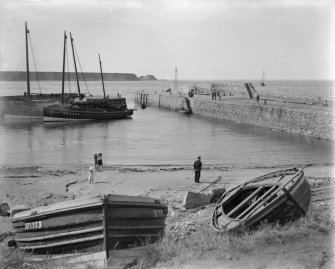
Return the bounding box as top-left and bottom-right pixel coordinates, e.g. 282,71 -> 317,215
192,98 -> 334,140
135,92 -> 334,140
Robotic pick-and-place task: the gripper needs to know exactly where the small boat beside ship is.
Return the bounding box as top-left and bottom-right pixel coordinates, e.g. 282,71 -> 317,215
212,168 -> 311,232
43,32 -> 133,122
0,22 -> 76,119
12,194 -> 168,255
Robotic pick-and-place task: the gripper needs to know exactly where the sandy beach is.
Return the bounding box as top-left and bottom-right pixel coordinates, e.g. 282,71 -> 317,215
1,163 -> 334,268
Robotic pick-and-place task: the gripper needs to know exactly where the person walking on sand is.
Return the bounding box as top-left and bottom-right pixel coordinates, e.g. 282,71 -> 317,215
88,166 -> 95,184
193,156 -> 202,183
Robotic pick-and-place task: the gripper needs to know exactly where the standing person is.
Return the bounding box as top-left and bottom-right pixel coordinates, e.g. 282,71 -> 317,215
94,154 -> 98,169
193,156 -> 202,183
88,166 -> 95,184
97,153 -> 103,171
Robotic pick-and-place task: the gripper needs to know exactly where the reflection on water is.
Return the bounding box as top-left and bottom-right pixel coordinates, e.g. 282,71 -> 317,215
0,107 -> 333,168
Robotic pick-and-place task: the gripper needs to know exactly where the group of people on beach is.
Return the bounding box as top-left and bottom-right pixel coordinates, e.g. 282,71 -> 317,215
88,153 -> 103,184
88,153 -> 202,185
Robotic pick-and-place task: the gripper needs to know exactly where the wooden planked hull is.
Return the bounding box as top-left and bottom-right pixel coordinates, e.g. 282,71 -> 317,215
43,105 -> 133,121
212,168 -> 311,232
12,194 -> 168,254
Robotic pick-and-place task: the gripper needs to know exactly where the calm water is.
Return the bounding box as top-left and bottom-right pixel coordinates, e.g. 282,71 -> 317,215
0,80 -> 333,167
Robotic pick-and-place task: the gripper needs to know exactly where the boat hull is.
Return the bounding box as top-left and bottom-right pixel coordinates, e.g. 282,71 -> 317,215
212,168 -> 311,232
12,194 -> 167,254
0,94 -> 77,118
43,105 -> 133,121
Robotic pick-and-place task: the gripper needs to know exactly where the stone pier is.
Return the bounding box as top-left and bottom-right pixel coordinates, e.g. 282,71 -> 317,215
134,92 -> 334,140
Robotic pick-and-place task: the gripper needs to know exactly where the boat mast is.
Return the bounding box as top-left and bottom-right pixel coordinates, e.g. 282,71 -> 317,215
69,32 -> 81,96
98,53 -> 106,100
61,31 -> 67,104
25,22 -> 30,100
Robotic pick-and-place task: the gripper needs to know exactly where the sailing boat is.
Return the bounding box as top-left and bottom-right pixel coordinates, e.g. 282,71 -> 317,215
261,70 -> 266,86
43,32 -> 133,122
0,22 -> 76,119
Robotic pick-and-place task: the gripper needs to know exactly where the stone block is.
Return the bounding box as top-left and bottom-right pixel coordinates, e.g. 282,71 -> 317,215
183,191 -> 213,209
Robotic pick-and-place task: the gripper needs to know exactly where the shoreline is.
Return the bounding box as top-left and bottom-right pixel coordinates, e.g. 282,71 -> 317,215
1,163 -> 334,268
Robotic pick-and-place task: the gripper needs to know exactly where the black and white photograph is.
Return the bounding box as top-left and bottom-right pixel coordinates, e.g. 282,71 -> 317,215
0,0 -> 334,268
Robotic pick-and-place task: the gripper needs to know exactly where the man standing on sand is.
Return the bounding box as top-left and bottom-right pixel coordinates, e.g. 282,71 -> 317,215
193,156 -> 202,183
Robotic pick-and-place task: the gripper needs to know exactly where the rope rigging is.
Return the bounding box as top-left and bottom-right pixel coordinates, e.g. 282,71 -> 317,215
73,43 -> 90,95
28,34 -> 42,93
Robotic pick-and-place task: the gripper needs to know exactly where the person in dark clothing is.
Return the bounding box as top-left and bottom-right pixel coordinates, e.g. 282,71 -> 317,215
97,153 -> 103,171
193,156 -> 202,183
94,154 -> 98,169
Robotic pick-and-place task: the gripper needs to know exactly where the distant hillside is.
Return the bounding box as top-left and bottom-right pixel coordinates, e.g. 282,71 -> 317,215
138,75 -> 157,81
0,71 -> 157,81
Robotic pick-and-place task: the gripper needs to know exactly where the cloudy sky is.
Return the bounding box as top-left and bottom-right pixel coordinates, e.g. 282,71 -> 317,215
0,0 -> 334,80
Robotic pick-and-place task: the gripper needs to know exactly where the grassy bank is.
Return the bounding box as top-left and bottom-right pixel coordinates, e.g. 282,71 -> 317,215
137,208 -> 333,268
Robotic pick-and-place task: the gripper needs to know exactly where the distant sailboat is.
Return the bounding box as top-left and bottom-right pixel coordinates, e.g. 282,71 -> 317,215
261,70 -> 266,86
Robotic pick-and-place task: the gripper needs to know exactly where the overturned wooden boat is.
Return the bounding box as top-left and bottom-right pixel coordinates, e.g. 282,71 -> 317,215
212,168 -> 311,232
12,194 -> 167,257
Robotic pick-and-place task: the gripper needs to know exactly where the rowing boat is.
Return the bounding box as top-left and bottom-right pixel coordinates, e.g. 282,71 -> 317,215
212,168 -> 311,232
12,194 -> 167,256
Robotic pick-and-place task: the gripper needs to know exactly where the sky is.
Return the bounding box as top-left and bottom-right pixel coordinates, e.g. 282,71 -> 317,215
0,0 -> 334,80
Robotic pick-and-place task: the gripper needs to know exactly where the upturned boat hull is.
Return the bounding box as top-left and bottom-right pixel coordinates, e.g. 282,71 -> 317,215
212,168 -> 311,232
12,195 -> 168,254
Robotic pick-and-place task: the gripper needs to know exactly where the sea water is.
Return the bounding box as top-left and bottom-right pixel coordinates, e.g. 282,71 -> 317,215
0,80 -> 333,168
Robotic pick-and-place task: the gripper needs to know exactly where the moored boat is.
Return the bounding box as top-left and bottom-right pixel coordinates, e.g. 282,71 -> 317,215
43,32 -> 133,122
212,168 -> 311,232
12,194 -> 168,255
0,22 -> 77,119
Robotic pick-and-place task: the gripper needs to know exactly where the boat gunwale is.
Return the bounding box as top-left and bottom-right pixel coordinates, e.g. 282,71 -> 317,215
212,168 -> 306,231
13,195 -> 167,222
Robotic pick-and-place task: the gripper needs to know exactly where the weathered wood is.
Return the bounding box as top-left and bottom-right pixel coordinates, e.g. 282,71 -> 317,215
19,234 -> 104,250
13,196 -> 104,221
15,221 -> 102,237
105,207 -> 167,219
103,195 -> 109,262
200,176 -> 222,192
15,226 -> 103,242
14,210 -> 103,231
236,185 -> 277,219
226,187 -> 264,218
213,168 -> 311,232
13,194 -> 168,253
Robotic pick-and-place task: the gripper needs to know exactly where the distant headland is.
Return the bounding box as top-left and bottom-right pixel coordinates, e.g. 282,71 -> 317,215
0,71 -> 157,81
